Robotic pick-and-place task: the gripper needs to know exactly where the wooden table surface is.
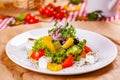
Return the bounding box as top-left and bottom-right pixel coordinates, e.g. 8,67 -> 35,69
0,21 -> 120,80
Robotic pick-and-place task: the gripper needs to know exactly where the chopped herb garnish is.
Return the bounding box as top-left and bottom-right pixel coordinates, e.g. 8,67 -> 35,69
62,29 -> 67,37
64,22 -> 69,27
54,21 -> 58,26
48,22 -> 76,38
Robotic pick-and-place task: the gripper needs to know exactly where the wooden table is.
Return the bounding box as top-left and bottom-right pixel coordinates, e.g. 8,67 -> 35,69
0,21 -> 120,80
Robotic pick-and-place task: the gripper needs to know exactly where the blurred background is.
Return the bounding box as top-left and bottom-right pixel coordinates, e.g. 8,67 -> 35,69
0,0 -> 119,29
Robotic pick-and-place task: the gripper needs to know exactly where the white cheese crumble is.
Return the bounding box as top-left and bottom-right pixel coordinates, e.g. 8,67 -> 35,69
85,54 -> 95,64
38,56 -> 48,68
38,56 -> 51,69
75,52 -> 97,67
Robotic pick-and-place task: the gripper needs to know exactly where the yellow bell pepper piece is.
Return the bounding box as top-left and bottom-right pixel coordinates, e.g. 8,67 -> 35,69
42,36 -> 56,52
47,63 -> 62,71
62,37 -> 74,49
42,41 -> 56,52
64,5 -> 80,12
42,36 -> 53,41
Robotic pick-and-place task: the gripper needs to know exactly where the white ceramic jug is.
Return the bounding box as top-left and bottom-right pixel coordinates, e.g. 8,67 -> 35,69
86,0 -> 118,17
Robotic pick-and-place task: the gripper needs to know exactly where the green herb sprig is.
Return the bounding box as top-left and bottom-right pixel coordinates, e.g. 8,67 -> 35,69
88,10 -> 105,21
70,0 -> 84,5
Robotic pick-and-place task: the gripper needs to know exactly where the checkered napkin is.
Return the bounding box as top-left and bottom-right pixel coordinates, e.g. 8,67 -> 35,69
0,17 -> 15,30
52,2 -> 120,23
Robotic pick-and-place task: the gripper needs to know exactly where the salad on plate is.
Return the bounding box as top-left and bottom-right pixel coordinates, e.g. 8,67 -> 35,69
26,22 -> 97,72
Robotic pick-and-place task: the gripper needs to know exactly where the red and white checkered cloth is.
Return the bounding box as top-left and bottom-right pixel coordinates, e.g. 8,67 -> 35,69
52,2 -> 120,23
0,2 -> 120,30
0,17 -> 15,30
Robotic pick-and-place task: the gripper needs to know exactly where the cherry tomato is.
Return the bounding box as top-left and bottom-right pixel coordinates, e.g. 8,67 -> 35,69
38,3 -> 68,19
33,17 -> 40,23
45,3 -> 54,9
25,13 -> 31,22
54,11 -> 64,19
43,8 -> 54,17
47,3 -> 54,7
38,6 -> 45,15
61,9 -> 69,18
31,49 -> 45,60
62,54 -> 74,68
25,13 -> 40,24
84,46 -> 92,54
39,6 -> 54,17
53,6 -> 61,13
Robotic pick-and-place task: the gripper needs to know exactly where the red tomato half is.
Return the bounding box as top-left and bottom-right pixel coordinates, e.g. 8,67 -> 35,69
62,54 -> 74,68
80,51 -> 86,58
31,49 -> 45,60
84,46 -> 92,54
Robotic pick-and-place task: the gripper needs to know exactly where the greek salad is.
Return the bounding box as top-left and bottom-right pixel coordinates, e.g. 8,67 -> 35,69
26,22 -> 97,72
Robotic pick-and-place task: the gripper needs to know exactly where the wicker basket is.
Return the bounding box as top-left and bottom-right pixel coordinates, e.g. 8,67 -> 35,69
13,0 -> 45,9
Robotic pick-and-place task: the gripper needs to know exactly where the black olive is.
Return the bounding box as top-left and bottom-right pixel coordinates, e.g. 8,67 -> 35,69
74,38 -> 79,44
60,40 -> 63,45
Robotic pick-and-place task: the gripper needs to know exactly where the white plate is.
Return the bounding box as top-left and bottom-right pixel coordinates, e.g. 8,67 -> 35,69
6,28 -> 118,75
